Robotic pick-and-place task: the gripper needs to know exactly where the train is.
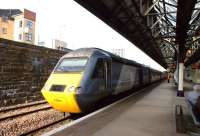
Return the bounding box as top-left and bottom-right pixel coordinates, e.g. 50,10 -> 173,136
41,48 -> 164,113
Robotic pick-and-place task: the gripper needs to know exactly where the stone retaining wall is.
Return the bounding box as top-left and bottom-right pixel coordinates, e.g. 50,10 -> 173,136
0,39 -> 70,107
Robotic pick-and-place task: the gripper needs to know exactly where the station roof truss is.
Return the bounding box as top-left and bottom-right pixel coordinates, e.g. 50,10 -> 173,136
74,0 -> 200,69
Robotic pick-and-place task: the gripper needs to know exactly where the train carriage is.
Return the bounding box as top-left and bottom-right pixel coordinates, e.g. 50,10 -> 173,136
41,48 -> 163,113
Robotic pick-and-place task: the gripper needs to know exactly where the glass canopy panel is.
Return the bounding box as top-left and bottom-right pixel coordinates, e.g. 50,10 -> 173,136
153,0 -> 177,27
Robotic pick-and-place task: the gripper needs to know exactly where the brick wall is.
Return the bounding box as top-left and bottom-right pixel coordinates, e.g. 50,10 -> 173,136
0,39 -> 70,107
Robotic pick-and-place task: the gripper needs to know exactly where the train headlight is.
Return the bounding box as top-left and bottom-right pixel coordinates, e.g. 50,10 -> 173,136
68,86 -> 75,92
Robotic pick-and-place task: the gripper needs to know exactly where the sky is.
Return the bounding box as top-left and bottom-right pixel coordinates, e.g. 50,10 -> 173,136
1,0 -> 166,71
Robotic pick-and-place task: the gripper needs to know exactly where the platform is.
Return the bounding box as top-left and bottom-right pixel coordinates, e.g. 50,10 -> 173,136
45,81 -> 189,136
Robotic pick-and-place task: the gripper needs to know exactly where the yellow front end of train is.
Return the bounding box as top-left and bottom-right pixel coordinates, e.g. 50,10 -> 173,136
41,73 -> 83,113
41,57 -> 88,113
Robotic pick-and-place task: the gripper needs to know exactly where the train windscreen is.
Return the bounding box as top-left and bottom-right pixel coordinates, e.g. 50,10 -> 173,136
55,58 -> 88,72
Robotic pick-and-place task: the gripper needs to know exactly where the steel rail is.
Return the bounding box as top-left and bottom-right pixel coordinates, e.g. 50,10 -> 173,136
0,106 -> 52,121
0,101 -> 47,113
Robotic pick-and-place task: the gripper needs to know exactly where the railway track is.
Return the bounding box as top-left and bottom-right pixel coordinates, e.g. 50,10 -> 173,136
0,106 -> 52,121
0,100 -> 47,113
0,101 -> 52,122
20,115 -> 74,136
0,100 -> 57,135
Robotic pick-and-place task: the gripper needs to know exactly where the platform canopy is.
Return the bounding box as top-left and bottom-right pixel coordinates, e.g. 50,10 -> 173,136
74,0 -> 200,69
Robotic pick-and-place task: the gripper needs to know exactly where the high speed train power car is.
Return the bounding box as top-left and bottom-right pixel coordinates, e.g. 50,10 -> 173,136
41,48 -> 163,113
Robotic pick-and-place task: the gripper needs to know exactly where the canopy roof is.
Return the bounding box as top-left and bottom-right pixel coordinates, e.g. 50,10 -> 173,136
75,0 -> 200,68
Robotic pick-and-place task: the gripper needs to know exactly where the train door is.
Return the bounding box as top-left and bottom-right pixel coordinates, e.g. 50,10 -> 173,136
92,58 -> 111,92
92,58 -> 105,90
139,68 -> 143,84
149,69 -> 152,83
104,59 -> 111,89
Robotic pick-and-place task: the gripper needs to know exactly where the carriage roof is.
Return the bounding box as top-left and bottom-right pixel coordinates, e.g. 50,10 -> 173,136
62,48 -> 161,71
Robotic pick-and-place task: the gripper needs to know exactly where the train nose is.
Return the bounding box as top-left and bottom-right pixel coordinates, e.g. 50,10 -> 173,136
41,87 -> 81,113
41,73 -> 83,113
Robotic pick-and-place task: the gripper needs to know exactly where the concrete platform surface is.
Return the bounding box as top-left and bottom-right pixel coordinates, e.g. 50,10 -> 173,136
45,81 -> 188,136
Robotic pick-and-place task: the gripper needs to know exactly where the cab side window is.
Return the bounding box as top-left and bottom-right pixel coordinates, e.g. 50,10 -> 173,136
92,59 -> 105,79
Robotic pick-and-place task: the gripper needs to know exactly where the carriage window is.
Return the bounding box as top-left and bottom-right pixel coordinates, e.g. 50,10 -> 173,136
92,59 -> 105,79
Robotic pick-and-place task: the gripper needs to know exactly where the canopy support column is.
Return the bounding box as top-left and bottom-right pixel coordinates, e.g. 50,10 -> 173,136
177,62 -> 184,97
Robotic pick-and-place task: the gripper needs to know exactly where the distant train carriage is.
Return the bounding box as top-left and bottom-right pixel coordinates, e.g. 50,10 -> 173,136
151,69 -> 162,82
41,48 -> 163,113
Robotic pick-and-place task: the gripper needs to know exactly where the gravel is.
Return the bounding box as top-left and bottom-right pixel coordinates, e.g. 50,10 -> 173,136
0,108 -> 67,136
33,117 -> 73,136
